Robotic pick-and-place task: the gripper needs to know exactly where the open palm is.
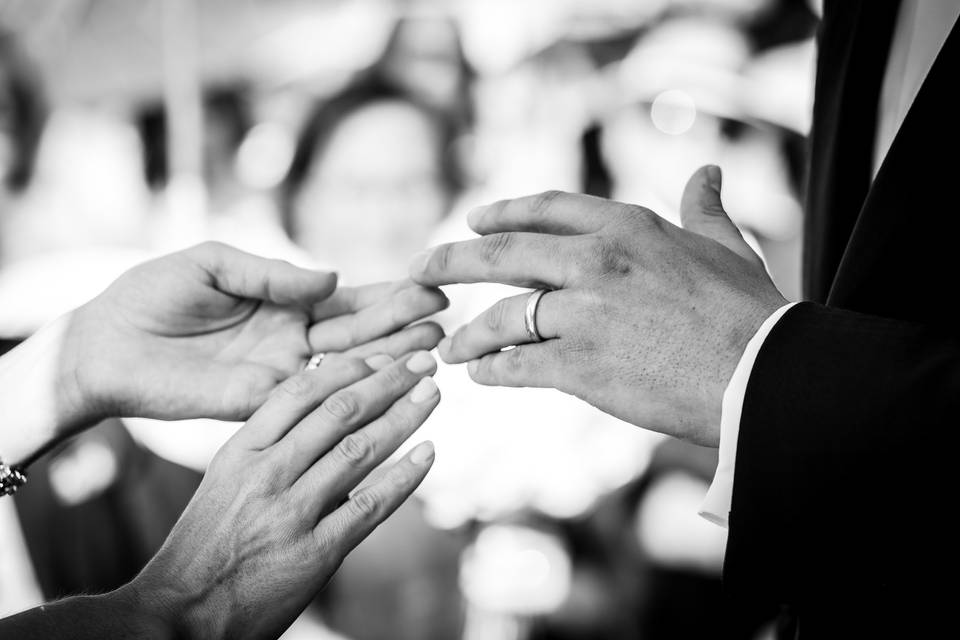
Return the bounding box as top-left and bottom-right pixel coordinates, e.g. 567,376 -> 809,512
69,242 -> 446,423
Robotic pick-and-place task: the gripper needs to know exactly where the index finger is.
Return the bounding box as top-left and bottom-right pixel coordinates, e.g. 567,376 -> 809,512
409,232 -> 574,288
308,286 -> 448,353
311,279 -> 415,321
467,191 -> 612,236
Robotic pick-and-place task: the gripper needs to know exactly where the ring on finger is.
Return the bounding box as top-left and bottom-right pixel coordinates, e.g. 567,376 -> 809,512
304,353 -> 326,370
524,289 -> 549,343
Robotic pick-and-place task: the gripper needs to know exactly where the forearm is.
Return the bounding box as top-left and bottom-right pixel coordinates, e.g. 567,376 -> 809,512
0,588 -> 176,640
0,311 -> 94,467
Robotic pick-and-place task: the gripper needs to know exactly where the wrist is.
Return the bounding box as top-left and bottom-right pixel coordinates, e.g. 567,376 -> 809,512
125,565 -> 232,640
703,291 -> 788,444
103,585 -> 181,640
0,311 -> 102,466
62,302 -> 112,423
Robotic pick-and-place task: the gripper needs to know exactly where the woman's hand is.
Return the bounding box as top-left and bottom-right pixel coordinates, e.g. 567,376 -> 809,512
119,350 -> 441,639
0,351 -> 440,639
67,242 -> 447,424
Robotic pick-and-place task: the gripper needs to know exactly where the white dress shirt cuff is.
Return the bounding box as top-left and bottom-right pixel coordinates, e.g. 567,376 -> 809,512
699,302 -> 798,528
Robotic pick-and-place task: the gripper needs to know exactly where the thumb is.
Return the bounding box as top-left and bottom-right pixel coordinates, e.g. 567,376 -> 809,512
680,165 -> 759,264
191,242 -> 338,306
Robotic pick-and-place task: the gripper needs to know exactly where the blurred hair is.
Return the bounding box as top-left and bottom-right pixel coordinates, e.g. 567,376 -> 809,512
281,75 -> 464,239
378,15 -> 476,128
0,31 -> 47,192
744,0 -> 819,51
135,84 -> 252,190
581,123 -> 613,199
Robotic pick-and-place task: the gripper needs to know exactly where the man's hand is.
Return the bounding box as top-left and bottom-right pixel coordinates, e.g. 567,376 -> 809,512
68,242 -> 447,425
409,166 -> 785,445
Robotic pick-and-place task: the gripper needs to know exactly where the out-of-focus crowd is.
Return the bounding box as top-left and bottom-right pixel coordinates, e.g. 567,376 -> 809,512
0,1 -> 818,638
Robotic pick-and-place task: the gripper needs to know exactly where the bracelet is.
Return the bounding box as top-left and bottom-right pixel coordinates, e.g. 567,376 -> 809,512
0,458 -> 28,496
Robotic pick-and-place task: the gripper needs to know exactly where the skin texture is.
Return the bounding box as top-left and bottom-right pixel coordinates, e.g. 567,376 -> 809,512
64,241 -> 447,427
2,352 -> 441,639
0,242 -> 448,638
410,166 -> 786,446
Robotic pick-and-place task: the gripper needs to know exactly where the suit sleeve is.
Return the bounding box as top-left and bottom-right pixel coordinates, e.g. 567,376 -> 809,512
723,301 -> 960,624
701,303 -> 799,527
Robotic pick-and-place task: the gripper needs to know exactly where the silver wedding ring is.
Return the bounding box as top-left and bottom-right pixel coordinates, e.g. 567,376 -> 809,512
304,353 -> 325,371
524,289 -> 548,343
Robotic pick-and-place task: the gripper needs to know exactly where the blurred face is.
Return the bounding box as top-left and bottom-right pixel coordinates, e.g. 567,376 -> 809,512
291,99 -> 449,283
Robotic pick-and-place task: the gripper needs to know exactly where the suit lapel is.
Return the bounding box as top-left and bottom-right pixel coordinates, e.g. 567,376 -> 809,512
803,0 -> 901,302
825,17 -> 960,321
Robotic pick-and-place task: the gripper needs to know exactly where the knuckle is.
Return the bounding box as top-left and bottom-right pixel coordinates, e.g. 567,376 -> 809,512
573,289 -> 607,319
595,239 -> 634,277
530,190 -> 564,218
432,243 -> 454,273
311,529 -> 345,569
350,489 -> 380,519
506,346 -> 527,372
571,236 -> 606,277
193,240 -> 226,255
381,362 -> 410,389
557,332 -> 595,361
279,373 -> 316,400
250,450 -> 289,494
388,290 -> 411,326
479,233 -> 512,266
344,356 -> 372,378
632,206 -> 664,230
323,390 -> 361,421
336,432 -> 375,466
484,299 -> 508,333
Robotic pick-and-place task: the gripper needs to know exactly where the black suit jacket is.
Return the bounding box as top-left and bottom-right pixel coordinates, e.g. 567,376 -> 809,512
725,1 -> 960,636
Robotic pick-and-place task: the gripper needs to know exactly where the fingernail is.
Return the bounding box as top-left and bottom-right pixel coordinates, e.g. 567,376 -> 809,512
437,337 -> 452,359
365,354 -> 394,370
409,440 -> 435,465
466,205 -> 487,228
706,165 -> 722,191
406,350 -> 437,374
410,377 -> 439,403
467,359 -> 479,376
409,250 -> 432,277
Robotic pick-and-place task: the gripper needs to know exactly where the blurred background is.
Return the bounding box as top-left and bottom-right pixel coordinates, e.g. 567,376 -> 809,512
0,0 -> 818,638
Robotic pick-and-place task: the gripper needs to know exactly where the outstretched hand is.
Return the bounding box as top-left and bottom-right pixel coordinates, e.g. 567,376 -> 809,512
68,242 -> 447,424
410,166 -> 786,445
2,351 -> 442,639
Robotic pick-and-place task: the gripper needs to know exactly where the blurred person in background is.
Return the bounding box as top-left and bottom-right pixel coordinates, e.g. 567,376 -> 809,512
0,29 -> 45,261
411,0 -> 960,636
1,241 -> 447,638
0,1 -> 840,639
137,84 -> 253,214
282,75 -> 463,285
281,52 -> 470,637
135,84 -> 309,262
0,30 -> 43,196
376,13 -> 474,134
